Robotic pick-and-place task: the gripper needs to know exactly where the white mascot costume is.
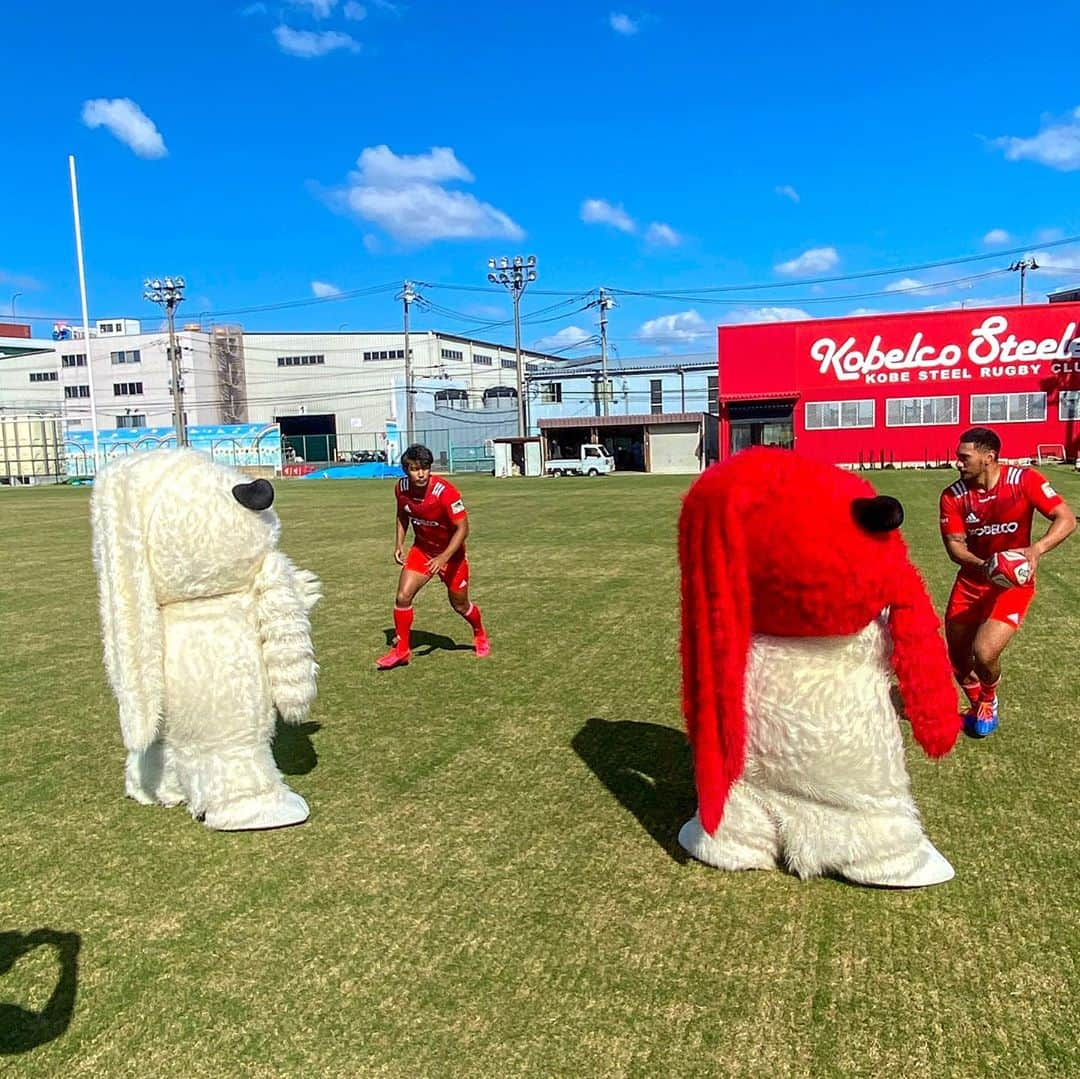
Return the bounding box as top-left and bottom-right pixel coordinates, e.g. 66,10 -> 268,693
91,449 -> 321,830
678,448 -> 961,887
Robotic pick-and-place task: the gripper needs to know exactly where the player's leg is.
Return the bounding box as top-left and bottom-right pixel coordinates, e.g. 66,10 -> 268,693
965,619 -> 1014,737
377,557 -> 430,669
944,576 -> 983,707
443,556 -> 489,657
965,586 -> 1034,737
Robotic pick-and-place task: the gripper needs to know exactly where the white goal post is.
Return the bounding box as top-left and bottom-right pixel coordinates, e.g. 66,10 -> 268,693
1036,443 -> 1066,465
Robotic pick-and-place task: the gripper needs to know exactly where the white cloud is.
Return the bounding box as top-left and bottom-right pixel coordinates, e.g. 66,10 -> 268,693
362,234 -> 380,253
358,144 -> 471,185
343,1 -> 367,18
884,277 -> 953,296
581,198 -> 636,233
885,277 -> 926,293
241,2 -> 267,14
311,280 -> 342,297
847,307 -> 880,318
81,98 -> 167,158
609,12 -> 639,35
274,25 -> 360,57
1037,226 -> 1064,243
725,306 -> 811,324
993,106 -> 1080,171
329,145 -> 523,245
774,246 -> 839,275
983,228 -> 1011,245
775,184 -> 800,203
535,326 -> 593,352
373,0 -> 404,12
638,309 -> 710,344
645,222 -> 681,246
290,0 -> 338,16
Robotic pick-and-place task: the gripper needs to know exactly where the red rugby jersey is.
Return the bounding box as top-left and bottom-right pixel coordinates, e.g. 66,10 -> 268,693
395,474 -> 467,555
939,466 -> 1063,581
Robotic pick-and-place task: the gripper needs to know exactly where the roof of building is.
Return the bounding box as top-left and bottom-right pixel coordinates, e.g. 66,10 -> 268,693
539,412 -> 710,429
1047,284 -> 1080,299
528,351 -> 716,378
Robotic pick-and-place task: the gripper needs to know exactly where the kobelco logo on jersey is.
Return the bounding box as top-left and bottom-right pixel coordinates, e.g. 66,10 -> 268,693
969,521 -> 1019,537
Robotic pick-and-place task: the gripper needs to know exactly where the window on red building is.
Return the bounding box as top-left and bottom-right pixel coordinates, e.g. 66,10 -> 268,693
971,392 -> 1046,424
806,399 -> 874,429
886,396 -> 959,427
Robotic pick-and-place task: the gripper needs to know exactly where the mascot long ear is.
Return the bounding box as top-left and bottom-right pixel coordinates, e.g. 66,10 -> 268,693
679,477 -> 752,835
90,460 -> 165,752
887,567 -> 961,759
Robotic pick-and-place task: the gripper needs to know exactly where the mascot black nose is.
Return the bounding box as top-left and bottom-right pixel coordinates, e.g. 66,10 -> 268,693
852,495 -> 904,533
232,478 -> 275,511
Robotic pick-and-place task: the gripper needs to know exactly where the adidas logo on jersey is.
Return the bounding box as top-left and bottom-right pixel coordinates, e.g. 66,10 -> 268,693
965,512 -> 978,523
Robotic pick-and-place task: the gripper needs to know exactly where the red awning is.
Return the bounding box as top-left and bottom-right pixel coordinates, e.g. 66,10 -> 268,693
718,391 -> 800,403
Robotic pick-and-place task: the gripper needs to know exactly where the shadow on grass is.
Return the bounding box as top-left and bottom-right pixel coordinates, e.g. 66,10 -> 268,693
571,717 -> 697,864
0,929 -> 80,1055
381,628 -> 473,655
273,720 -> 321,776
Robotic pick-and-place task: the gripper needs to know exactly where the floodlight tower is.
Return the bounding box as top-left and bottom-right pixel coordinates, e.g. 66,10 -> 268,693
144,276 -> 187,445
486,255 -> 537,437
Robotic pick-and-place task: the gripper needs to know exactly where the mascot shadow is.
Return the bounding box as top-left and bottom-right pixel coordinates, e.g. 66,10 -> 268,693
273,719 -> 321,776
572,717 -> 697,863
0,929 -> 80,1055
381,628 -> 473,655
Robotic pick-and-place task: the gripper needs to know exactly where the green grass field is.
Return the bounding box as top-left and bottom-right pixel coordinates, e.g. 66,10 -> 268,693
1,467 -> 1078,1078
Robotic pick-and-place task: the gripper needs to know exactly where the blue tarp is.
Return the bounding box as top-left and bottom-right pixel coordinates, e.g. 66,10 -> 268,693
299,463 -> 405,480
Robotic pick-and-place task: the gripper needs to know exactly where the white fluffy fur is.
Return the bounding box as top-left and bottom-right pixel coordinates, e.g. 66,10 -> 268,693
91,449 -> 321,831
679,617 -> 954,887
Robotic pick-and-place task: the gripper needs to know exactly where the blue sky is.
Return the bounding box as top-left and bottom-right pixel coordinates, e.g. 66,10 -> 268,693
3,1 -> 1080,355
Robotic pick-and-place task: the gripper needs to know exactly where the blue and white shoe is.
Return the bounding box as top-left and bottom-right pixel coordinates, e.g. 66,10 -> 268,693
963,697 -> 999,739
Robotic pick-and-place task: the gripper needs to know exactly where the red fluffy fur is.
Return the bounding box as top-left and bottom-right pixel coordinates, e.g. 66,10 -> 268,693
680,448 -> 960,834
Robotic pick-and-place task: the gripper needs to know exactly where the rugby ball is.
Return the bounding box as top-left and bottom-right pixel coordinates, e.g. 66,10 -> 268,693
986,549 -> 1032,589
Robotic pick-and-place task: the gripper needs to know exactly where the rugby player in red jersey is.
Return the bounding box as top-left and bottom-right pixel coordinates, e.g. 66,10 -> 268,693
939,427 -> 1075,737
376,444 -> 490,670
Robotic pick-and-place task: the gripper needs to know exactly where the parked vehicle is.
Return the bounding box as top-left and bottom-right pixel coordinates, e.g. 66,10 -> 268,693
545,443 -> 615,477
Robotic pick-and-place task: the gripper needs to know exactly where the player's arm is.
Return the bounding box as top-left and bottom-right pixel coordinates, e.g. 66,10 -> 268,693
942,533 -> 988,574
427,490 -> 469,572
939,492 -> 987,575
1025,502 -> 1076,571
394,508 -> 409,566
1021,471 -> 1077,571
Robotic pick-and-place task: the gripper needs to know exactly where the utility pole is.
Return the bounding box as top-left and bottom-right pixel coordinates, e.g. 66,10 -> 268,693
1009,257 -> 1038,305
144,277 -> 187,445
398,280 -> 419,446
487,255 -> 537,437
597,287 -> 615,417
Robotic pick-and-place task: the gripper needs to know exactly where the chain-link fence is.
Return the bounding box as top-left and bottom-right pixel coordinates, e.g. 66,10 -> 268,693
283,416 -> 515,475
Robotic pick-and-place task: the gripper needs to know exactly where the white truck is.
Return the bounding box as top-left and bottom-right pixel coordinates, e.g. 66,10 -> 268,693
544,443 -> 615,477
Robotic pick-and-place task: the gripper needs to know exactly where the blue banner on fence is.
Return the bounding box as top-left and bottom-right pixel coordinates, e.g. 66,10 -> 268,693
65,423 -> 284,476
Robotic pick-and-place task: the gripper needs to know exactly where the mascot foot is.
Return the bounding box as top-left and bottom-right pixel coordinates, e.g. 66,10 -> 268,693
841,839 -> 955,889
678,814 -> 778,871
203,789 -> 310,831
125,746 -> 184,808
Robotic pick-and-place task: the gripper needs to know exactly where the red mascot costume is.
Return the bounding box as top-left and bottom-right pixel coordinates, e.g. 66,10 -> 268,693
679,448 -> 960,887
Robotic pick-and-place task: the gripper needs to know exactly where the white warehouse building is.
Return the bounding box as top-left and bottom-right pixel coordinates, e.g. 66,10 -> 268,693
1,321 -> 560,461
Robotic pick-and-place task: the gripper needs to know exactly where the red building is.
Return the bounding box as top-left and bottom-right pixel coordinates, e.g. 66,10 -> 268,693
716,303 -> 1080,466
